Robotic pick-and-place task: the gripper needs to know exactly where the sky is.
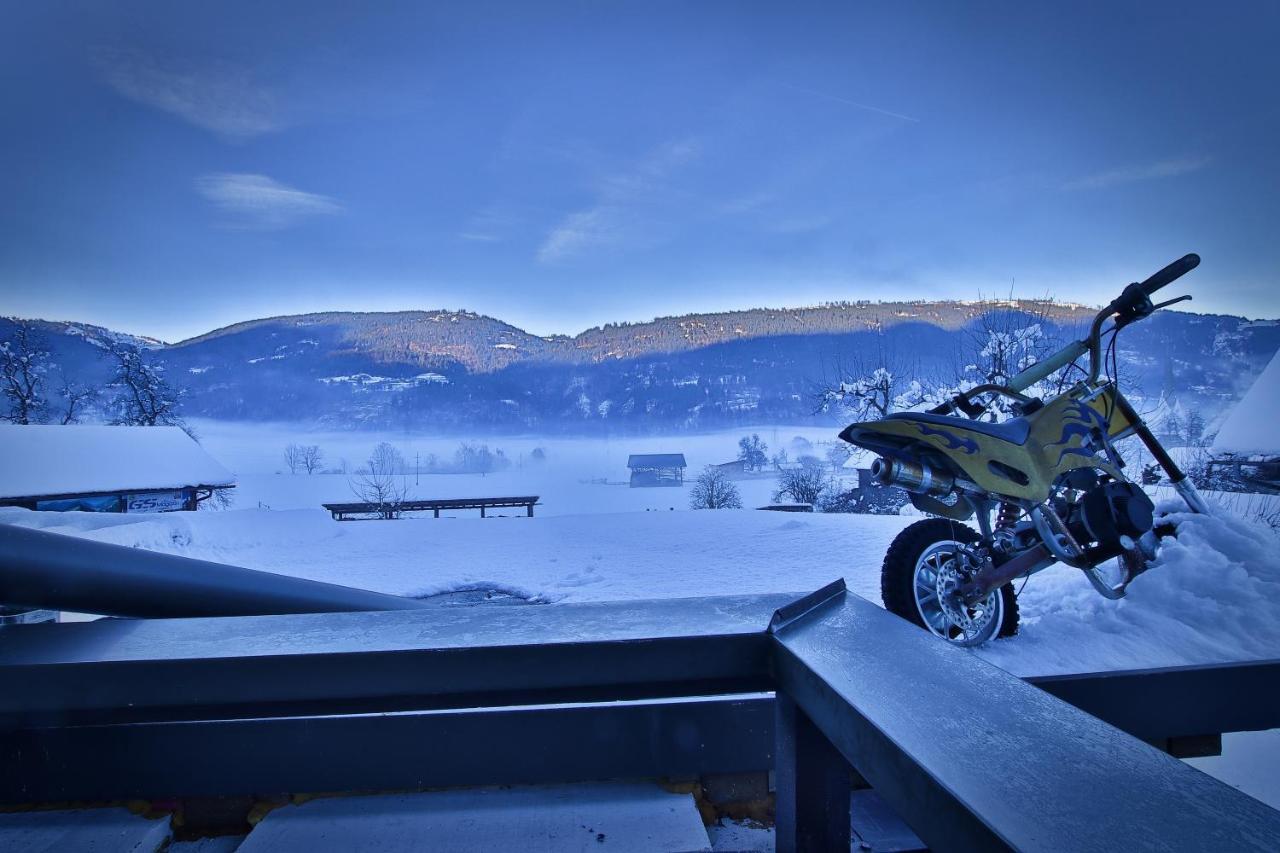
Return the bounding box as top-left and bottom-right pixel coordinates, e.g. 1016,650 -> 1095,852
2,1 -> 1278,342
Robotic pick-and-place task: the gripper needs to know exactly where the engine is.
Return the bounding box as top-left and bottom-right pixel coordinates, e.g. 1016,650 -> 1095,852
1061,480 -> 1155,560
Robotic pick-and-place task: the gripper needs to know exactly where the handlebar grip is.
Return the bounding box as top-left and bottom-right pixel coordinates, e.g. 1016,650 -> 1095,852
1139,253 -> 1200,295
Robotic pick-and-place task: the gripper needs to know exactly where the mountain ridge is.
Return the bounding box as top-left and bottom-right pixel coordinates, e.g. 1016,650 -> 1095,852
4,300 -> 1277,432
153,298 -> 1131,374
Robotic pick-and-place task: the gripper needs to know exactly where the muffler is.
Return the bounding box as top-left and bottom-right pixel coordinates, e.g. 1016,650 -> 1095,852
872,457 -> 955,497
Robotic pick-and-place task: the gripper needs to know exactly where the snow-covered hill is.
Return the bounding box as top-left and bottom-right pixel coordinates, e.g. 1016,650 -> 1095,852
4,302 -> 1277,432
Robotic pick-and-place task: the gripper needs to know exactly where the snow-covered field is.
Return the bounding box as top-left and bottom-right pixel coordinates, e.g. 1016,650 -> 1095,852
185,419 -> 859,515
4,419 -> 1280,807
6,419 -> 1279,679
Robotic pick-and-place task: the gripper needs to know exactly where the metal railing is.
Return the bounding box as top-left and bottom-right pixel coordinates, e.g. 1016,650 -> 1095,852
2,539 -> 1279,850
0,522 -> 429,617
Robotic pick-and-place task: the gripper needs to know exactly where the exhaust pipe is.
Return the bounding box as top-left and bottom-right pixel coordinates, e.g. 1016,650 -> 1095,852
872,457 -> 956,498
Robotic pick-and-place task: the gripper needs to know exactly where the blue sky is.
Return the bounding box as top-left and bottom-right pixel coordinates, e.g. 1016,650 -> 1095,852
2,1 -> 1278,342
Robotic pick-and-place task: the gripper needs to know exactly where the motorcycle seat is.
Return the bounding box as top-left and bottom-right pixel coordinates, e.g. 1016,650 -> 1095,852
885,412 -> 1032,446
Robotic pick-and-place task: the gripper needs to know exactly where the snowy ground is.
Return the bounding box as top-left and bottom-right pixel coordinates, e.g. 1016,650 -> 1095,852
5,453 -> 1279,678
185,419 -> 863,515
5,419 -> 1280,809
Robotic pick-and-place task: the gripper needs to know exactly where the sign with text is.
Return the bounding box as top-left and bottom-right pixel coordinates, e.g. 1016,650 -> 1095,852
126,491 -> 190,513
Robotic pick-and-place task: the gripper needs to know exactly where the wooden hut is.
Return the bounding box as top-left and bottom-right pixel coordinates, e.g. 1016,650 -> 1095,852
627,454 -> 687,488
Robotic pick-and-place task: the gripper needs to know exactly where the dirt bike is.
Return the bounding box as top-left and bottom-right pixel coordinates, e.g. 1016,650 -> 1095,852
839,254 -> 1209,645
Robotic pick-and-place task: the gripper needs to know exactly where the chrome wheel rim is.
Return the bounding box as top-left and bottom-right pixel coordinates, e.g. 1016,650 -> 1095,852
913,540 -> 1003,646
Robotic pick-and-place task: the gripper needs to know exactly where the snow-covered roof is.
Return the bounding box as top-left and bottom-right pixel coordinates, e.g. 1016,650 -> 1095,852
0,425 -> 235,500
627,454 -> 687,468
1213,352 -> 1280,455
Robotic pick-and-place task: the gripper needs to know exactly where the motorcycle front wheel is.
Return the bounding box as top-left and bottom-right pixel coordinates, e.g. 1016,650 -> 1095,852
881,518 -> 1019,646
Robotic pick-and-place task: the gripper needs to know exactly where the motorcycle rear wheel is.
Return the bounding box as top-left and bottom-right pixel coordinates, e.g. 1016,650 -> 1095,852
881,518 -> 1019,645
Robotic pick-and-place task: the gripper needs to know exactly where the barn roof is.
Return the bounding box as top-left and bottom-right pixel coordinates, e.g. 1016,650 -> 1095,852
627,453 -> 687,469
0,424 -> 235,500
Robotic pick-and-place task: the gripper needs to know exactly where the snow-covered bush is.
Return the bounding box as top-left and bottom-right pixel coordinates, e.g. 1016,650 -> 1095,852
774,459 -> 834,506
819,483 -> 908,515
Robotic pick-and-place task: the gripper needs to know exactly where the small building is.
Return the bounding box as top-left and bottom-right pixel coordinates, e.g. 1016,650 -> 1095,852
627,453 -> 687,488
710,459 -> 749,480
0,425 -> 235,513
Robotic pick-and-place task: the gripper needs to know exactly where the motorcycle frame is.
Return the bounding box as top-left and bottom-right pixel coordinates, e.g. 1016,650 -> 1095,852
849,254 -> 1211,603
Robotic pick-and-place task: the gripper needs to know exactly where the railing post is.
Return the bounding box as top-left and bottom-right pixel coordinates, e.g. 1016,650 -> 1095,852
774,693 -> 851,853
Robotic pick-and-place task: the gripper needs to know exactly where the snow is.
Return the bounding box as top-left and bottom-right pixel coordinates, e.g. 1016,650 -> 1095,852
0,505 -> 906,607
4,419 -> 1279,678
1214,350 -> 1280,454
1188,729 -> 1280,810
3,418 -> 1279,812
239,783 -> 711,852
0,424 -> 234,499
4,490 -> 1278,679
980,504 -> 1280,675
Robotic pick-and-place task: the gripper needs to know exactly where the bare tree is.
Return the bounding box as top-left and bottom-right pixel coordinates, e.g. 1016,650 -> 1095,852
966,312 -> 1056,387
108,344 -> 183,427
300,444 -> 324,474
817,335 -> 935,422
774,458 -> 834,506
54,370 -> 97,424
690,467 -> 743,509
1,321 -> 49,424
947,299 -> 1066,421
284,443 -> 303,474
345,441 -> 409,516
737,434 -> 769,471
368,442 -> 405,475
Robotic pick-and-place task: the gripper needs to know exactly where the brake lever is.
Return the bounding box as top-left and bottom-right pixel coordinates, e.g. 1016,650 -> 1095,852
1152,294 -> 1193,310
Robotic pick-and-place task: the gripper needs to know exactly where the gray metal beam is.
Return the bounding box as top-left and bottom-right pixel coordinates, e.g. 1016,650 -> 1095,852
1028,658 -> 1280,740
0,592 -> 790,727
0,522 -> 429,618
770,582 -> 1280,853
0,697 -> 774,804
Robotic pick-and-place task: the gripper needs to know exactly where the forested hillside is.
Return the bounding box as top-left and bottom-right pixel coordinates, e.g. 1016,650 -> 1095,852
4,301 -> 1277,434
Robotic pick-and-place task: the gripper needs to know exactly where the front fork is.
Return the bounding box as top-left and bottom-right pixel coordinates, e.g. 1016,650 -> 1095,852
1110,392 -> 1211,514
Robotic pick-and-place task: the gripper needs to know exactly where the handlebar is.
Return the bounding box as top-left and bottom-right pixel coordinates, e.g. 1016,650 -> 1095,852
1007,252 -> 1200,392
1138,253 -> 1200,296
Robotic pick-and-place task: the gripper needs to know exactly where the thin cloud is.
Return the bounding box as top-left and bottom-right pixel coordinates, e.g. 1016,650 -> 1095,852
196,173 -> 341,229
779,82 -> 920,123
1065,156 -> 1212,191
538,208 -> 621,263
94,47 -> 281,140
537,138 -> 701,263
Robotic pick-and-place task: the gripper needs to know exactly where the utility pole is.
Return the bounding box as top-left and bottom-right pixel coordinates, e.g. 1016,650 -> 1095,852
415,452 -> 419,486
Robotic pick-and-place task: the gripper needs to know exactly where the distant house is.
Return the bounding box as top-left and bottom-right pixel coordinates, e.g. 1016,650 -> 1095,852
710,459 -> 748,480
0,425 -> 235,513
627,453 -> 687,488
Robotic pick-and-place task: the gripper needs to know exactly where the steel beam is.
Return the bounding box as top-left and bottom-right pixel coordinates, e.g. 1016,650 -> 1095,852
1029,658 -> 1280,740
0,523 -> 429,618
774,693 -> 852,853
0,593 -> 789,727
0,696 -> 774,804
770,581 -> 1280,853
